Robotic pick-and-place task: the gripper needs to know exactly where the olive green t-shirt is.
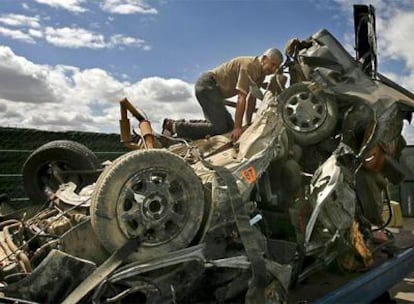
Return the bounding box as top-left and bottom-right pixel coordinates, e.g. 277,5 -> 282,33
210,56 -> 265,98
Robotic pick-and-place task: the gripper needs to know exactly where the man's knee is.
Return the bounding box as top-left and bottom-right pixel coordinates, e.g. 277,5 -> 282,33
195,83 -> 218,105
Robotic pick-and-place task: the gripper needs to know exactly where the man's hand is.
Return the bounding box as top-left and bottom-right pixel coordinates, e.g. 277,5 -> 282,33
284,38 -> 300,57
231,126 -> 243,143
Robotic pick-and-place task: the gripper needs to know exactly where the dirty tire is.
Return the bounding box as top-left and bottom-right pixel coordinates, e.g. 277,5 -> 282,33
22,140 -> 100,204
278,82 -> 338,146
90,149 -> 205,261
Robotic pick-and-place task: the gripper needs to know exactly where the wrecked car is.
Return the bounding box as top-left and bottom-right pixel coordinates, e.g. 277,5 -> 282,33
1,4 -> 414,303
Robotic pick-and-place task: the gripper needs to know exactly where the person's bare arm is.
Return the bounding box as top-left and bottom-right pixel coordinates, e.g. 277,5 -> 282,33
245,93 -> 256,125
231,92 -> 247,142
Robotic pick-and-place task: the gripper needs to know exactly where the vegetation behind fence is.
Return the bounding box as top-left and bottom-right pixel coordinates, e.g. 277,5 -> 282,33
0,127 -> 129,202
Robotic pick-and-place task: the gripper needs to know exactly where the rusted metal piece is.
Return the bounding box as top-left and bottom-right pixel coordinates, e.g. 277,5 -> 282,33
119,112 -> 132,144
32,208 -> 59,221
4,223 -> 32,273
0,237 -> 20,276
139,120 -> 155,149
120,98 -> 146,121
0,219 -> 20,229
119,98 -> 155,150
0,220 -> 32,274
39,214 -> 73,236
341,221 -> 374,271
119,99 -> 138,149
363,144 -> 385,172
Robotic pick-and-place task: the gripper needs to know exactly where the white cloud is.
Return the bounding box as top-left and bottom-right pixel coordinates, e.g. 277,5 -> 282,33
403,120 -> 414,145
0,21 -> 150,50
109,34 -> 150,49
42,26 -> 150,50
0,46 -> 200,133
0,9 -> 151,50
0,46 -> 61,103
44,27 -> 106,49
28,28 -> 43,38
0,26 -> 35,43
0,14 -> 41,28
126,77 -> 193,102
71,68 -> 126,103
101,0 -> 158,15
382,71 -> 414,94
379,11 -> 414,71
122,78 -> 200,130
332,1 -> 414,80
33,0 -> 87,13
373,4 -> 414,144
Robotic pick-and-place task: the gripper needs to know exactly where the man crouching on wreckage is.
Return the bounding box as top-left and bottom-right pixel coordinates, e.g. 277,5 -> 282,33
1,4 -> 413,304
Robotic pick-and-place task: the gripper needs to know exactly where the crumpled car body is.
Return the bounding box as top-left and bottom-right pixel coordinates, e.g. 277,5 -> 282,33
2,6 -> 414,303
1,90 -> 293,303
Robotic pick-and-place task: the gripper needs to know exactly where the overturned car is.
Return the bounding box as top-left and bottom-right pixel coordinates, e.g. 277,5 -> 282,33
1,5 -> 414,303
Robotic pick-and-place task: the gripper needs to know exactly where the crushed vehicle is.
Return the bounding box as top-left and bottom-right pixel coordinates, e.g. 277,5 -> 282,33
1,4 -> 414,303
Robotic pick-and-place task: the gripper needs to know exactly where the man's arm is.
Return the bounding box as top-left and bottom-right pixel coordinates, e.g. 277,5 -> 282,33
245,93 -> 256,125
231,91 -> 247,142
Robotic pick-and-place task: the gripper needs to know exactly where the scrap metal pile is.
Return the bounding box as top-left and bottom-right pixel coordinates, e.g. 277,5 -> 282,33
0,5 -> 413,304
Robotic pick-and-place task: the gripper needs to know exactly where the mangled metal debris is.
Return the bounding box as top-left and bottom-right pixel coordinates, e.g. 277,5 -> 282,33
1,4 -> 414,303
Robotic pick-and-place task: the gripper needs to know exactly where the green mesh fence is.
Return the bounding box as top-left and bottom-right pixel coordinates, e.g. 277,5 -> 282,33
0,127 -> 129,202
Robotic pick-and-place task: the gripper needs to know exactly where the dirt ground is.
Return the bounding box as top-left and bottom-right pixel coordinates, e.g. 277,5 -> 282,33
389,217 -> 414,303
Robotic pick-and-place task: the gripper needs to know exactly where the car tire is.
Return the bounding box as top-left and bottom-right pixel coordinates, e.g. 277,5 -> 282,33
90,149 -> 205,261
22,140 -> 100,204
278,82 -> 338,146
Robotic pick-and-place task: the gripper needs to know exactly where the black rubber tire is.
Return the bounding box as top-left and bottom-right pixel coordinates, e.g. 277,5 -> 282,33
90,149 -> 205,261
278,82 -> 338,146
22,140 -> 100,204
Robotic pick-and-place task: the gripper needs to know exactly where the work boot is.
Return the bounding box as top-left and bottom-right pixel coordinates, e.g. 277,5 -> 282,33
162,119 -> 175,136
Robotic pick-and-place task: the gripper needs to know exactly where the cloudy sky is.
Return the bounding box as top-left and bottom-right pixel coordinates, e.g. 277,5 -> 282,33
0,0 -> 413,143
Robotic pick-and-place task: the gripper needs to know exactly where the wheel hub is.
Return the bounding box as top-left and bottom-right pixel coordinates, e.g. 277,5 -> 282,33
283,91 -> 328,133
116,169 -> 190,246
143,194 -> 167,220
41,162 -> 80,194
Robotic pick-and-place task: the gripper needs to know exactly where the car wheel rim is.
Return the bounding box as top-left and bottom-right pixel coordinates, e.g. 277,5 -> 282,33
283,91 -> 328,132
116,168 -> 191,246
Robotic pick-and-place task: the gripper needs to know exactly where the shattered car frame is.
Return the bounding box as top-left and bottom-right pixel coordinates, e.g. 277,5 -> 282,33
1,4 -> 414,303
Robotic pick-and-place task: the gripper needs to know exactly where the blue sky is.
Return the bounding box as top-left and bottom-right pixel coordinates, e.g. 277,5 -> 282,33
0,0 -> 413,143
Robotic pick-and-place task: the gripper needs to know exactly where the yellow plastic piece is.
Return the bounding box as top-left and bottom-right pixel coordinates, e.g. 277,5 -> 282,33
382,201 -> 404,228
